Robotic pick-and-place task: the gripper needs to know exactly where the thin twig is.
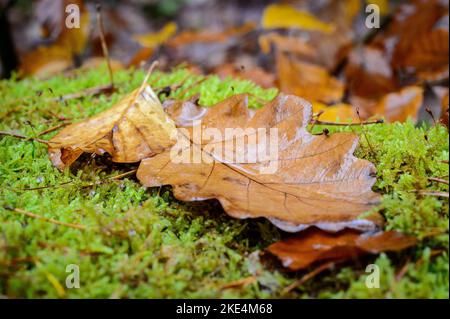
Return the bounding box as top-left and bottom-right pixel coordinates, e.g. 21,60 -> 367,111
21,181 -> 74,191
81,169 -> 137,188
417,190 -> 449,198
37,123 -> 70,137
415,249 -> 446,268
282,260 -> 342,294
49,84 -> 114,102
4,206 -> 86,231
21,169 -> 137,191
220,276 -> 256,290
428,177 -> 449,185
395,257 -> 411,282
175,77 -> 207,99
0,131 -> 49,145
357,107 -> 376,156
425,107 -> 437,125
156,74 -> 191,98
312,119 -> 384,126
41,109 -> 71,121
96,3 -> 114,88
312,111 -> 325,119
139,61 -> 159,94
309,110 -> 325,132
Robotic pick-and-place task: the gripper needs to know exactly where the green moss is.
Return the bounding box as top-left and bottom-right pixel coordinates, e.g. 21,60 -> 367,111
0,65 -> 448,298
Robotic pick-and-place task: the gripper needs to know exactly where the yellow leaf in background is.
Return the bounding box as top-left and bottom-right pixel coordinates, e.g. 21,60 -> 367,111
276,53 -> 344,104
262,4 -> 335,33
20,45 -> 73,79
366,0 -> 389,15
313,102 -> 359,122
259,33 -> 316,56
345,0 -> 362,23
133,22 -> 178,48
19,1 -> 90,77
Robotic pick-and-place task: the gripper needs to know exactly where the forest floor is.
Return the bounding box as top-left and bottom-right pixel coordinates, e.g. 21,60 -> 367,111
0,66 -> 448,298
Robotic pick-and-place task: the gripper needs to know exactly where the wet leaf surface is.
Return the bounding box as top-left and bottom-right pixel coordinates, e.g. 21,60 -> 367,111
137,93 -> 382,232
267,228 -> 417,270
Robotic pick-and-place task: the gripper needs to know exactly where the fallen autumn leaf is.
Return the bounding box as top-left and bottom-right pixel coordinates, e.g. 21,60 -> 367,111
137,92 -> 382,232
267,228 -> 417,270
48,83 -> 177,170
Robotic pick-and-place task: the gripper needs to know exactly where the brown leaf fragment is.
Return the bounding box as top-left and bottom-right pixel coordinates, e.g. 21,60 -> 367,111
276,52 -> 345,104
166,23 -> 255,48
20,0 -> 90,78
267,228 -> 417,271
214,63 -> 276,89
48,85 -> 177,170
372,0 -> 449,83
373,86 -> 424,123
259,33 -> 316,57
137,93 -> 381,232
345,46 -> 398,99
352,86 -> 424,123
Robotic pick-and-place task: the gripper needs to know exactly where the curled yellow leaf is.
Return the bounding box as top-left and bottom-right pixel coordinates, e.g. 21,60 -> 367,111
262,4 -> 335,34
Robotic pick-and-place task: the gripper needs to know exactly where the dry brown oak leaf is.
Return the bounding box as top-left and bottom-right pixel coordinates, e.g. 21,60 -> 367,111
138,93 -> 382,233
267,228 -> 417,270
48,85 -> 177,170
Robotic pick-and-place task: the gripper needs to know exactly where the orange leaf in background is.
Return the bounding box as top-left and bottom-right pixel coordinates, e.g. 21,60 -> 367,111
373,86 -> 424,123
20,0 -> 90,78
406,27 -> 450,82
138,93 -> 382,233
373,0 -> 449,82
19,45 -> 73,79
266,1 -> 357,71
48,85 -> 176,170
313,102 -> 359,123
389,1 -> 447,69
132,22 -> 177,48
214,63 -> 276,89
262,4 -> 335,34
166,23 -> 255,48
259,33 -> 316,57
350,86 -> 424,123
276,53 -> 345,104
128,47 -> 155,68
345,46 -> 398,99
267,228 -> 417,270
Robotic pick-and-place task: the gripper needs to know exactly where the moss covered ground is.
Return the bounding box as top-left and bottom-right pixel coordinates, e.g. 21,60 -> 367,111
0,65 -> 448,298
